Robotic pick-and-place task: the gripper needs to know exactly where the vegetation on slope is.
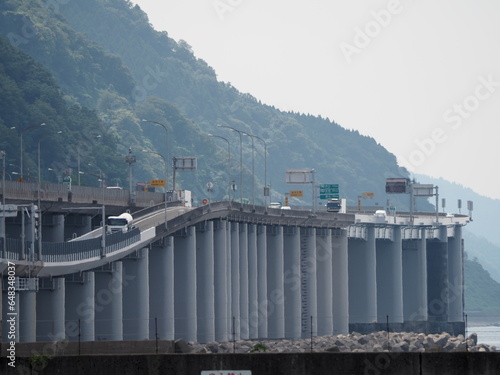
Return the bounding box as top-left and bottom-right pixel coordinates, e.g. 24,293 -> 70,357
0,33 -> 125,185
465,257 -> 500,316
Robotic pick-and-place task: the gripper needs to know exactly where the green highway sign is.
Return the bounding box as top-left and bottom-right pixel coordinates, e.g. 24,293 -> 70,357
320,188 -> 339,194
319,184 -> 339,199
320,194 -> 339,200
319,184 -> 339,192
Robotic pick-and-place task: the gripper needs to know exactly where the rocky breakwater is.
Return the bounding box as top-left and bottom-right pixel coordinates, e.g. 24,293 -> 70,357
175,331 -> 497,354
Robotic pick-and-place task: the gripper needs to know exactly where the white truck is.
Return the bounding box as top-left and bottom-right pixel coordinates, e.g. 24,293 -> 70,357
106,212 -> 134,234
178,190 -> 192,207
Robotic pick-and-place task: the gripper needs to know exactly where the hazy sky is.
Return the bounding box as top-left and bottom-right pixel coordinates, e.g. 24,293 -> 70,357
133,0 -> 500,200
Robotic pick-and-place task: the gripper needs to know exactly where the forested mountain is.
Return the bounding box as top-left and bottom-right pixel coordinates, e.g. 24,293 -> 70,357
0,33 -> 125,185
465,257 -> 500,316
0,0 -> 417,207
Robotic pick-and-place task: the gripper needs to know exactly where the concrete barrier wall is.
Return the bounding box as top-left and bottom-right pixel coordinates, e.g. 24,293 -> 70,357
1,352 -> 499,375
0,340 -> 176,357
3,180 -> 166,207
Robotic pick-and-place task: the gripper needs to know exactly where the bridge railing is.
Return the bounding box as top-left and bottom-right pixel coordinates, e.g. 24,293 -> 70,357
2,228 -> 141,263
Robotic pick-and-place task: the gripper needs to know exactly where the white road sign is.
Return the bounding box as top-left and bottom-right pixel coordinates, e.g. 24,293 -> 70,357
0,204 -> 18,217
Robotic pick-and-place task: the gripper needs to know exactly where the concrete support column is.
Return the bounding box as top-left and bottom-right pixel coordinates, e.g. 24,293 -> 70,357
283,227 -> 301,339
300,227 -> 317,339
247,224 -> 259,339
44,214 -> 65,242
149,237 -> 174,340
427,226 -> 448,322
332,230 -> 349,334
37,278 -> 65,342
256,225 -> 268,338
10,207 -> 35,262
376,226 -> 403,323
418,228 -> 428,321
448,225 -> 463,322
403,241 -> 420,321
24,209 -> 36,244
316,229 -> 333,336
65,215 -> 92,239
214,220 -> 229,342
123,248 -> 149,340
266,225 -> 285,339
0,276 -> 3,336
239,223 -> 249,339
65,272 -> 95,341
95,262 -> 123,341
174,226 -> 197,341
19,291 -> 36,342
403,229 -> 428,322
230,222 -> 240,340
196,221 -> 215,343
225,222 -> 232,338
348,225 -> 377,324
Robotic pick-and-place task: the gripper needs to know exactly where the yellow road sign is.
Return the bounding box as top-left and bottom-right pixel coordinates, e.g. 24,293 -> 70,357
150,179 -> 166,187
290,190 -> 303,197
362,192 -> 374,198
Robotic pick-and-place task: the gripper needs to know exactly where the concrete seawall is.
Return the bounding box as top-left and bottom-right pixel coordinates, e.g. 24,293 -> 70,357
2,352 -> 500,375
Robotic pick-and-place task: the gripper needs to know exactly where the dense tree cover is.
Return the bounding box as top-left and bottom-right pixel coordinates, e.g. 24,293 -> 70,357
0,34 -> 125,186
0,0 -> 136,108
465,257 -> 500,315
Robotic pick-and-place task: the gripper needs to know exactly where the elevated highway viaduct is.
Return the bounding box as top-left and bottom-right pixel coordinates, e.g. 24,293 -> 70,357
0,181 -> 470,343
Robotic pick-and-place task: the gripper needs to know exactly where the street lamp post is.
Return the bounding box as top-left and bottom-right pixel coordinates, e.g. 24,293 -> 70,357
247,135 -> 255,205
208,134 -> 231,201
141,120 -> 169,189
242,132 -> 267,206
84,164 -> 105,187
37,130 -> 62,260
1,151 -> 6,256
77,134 -> 101,185
242,133 -> 255,206
79,169 -> 106,256
21,122 -> 46,180
99,169 -> 106,257
217,125 -> 243,203
143,149 -> 168,229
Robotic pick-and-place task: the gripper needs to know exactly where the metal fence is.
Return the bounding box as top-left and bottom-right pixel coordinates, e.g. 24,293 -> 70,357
3,229 -> 141,263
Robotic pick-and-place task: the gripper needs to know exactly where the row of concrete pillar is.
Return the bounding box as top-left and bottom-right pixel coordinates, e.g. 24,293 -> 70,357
1,220 -> 463,343
6,212 -> 93,245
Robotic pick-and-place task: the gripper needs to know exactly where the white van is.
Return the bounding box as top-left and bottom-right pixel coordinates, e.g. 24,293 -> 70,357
374,210 -> 387,218
268,202 -> 282,209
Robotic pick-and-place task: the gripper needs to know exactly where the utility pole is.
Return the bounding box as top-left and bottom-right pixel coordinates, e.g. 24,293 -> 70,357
125,148 -> 136,205
1,151 -> 6,257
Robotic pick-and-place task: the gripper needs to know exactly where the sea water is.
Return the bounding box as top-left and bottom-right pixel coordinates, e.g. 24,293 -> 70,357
467,326 -> 500,348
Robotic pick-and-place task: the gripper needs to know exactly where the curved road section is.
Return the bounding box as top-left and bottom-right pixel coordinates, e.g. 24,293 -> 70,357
1,201 -> 355,277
